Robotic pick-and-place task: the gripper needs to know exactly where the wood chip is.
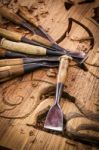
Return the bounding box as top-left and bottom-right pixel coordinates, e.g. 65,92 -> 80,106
47,69 -> 57,77
29,130 -> 34,136
38,0 -> 44,3
20,128 -> 25,134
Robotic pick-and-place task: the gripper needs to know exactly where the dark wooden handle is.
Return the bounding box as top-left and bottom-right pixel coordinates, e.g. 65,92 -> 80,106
0,63 -> 42,79
0,6 -> 24,25
0,65 -> 24,79
0,28 -> 22,41
0,48 -> 5,57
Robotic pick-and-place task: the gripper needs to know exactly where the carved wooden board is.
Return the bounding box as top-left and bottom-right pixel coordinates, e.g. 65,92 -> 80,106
0,0 -> 99,150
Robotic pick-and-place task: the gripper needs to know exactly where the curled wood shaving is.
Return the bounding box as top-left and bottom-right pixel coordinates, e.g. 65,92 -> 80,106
69,36 -> 94,42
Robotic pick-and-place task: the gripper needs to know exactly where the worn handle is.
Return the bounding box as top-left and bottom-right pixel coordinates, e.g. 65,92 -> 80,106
1,39 -> 47,55
31,34 -> 52,47
0,58 -> 24,67
0,63 -> 42,79
0,28 -> 22,41
57,55 -> 72,84
0,6 -> 24,25
0,65 -> 24,79
0,77 -> 13,83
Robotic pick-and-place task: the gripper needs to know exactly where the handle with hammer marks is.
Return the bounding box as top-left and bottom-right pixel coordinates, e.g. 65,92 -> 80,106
1,39 -> 47,55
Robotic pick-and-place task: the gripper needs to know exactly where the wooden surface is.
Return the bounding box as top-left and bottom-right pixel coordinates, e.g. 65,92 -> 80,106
0,0 -> 99,150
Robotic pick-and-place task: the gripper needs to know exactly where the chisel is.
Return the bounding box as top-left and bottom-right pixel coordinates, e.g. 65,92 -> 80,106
0,38 -> 67,56
0,57 -> 59,67
0,28 -> 85,62
0,62 -> 58,80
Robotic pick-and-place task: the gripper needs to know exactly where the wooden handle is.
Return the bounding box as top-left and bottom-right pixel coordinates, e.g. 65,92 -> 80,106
0,59 -> 23,67
0,65 -> 24,79
0,28 -> 22,41
1,39 -> 47,55
0,48 -> 5,57
57,55 -> 72,84
31,34 -> 52,47
0,77 -> 14,83
0,48 -> 27,58
0,6 -> 24,25
19,7 -> 38,27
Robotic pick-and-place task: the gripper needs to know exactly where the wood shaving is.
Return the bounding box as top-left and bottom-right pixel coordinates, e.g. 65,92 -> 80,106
38,0 -> 44,3
29,130 -> 34,136
18,0 -> 36,11
20,128 -> 25,134
40,11 -> 49,18
32,81 -> 39,87
65,139 -> 77,146
47,68 -> 57,78
2,0 -> 11,5
8,0 -> 19,13
70,36 -> 93,42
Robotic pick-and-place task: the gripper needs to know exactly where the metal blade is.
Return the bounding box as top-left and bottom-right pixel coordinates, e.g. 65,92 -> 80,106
44,104 -> 63,131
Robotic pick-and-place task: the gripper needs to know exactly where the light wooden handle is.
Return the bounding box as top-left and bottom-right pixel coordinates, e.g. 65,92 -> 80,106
0,77 -> 13,83
31,34 -> 52,47
0,6 -> 24,24
0,65 -> 24,79
0,59 -> 23,67
1,39 -> 47,55
0,28 -> 22,41
57,55 -> 72,84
